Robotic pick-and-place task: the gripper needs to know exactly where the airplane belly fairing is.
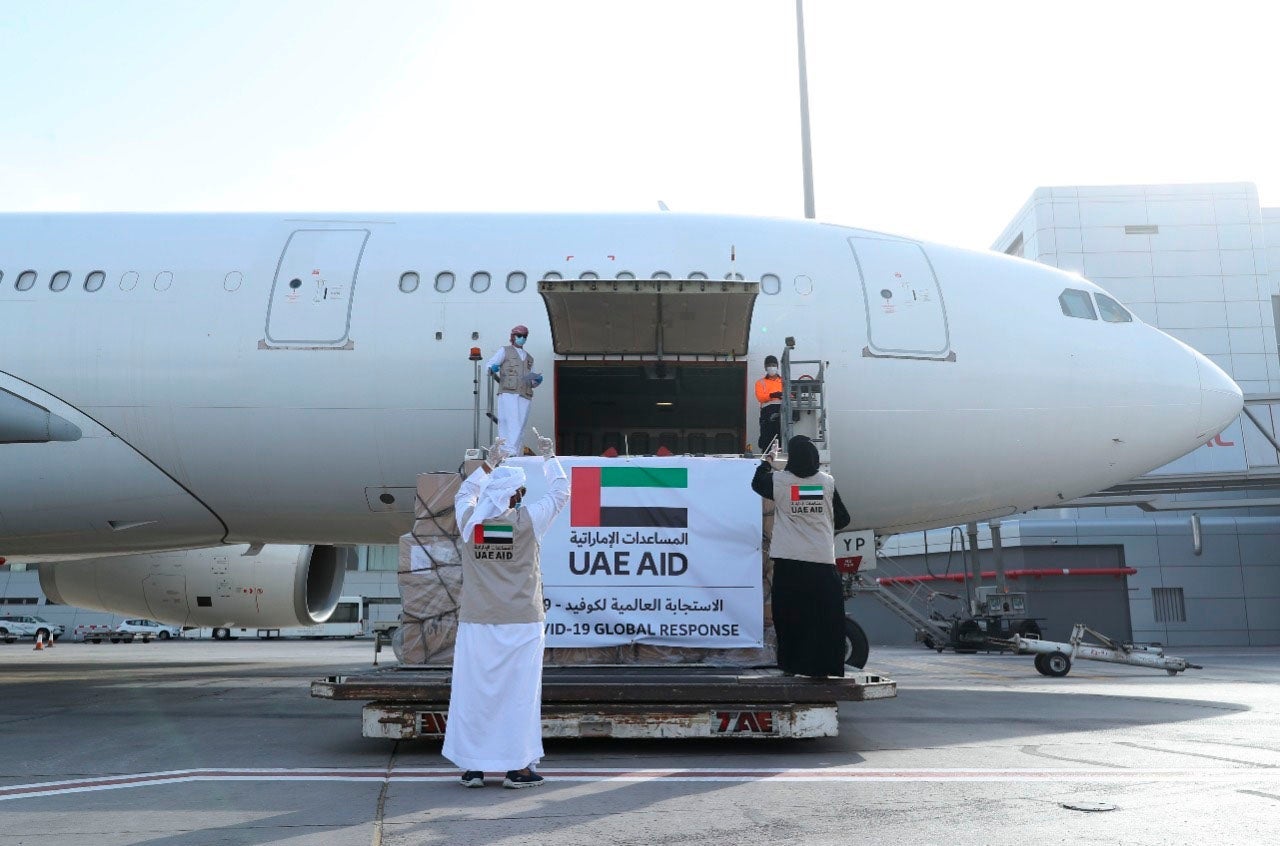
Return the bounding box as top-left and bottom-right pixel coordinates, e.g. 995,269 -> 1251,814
0,370 -> 227,560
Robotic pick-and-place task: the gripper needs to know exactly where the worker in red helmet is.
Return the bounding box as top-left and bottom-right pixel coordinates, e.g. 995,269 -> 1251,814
487,324 -> 542,457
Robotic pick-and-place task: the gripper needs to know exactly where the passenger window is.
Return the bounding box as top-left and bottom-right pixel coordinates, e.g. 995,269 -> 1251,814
616,271 -> 635,280
579,271 -> 599,280
470,271 -> 491,293
84,270 -> 105,292
724,272 -> 744,281
506,271 -> 527,293
434,271 -> 455,292
761,273 -> 781,295
50,271 -> 72,292
398,272 -> 419,293
652,271 -> 672,279
688,271 -> 708,280
542,272 -> 563,281
1096,293 -> 1133,323
1058,288 -> 1097,320
16,270 -> 36,291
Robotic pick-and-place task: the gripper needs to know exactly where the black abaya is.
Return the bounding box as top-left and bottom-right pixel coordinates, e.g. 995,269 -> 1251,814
771,557 -> 846,677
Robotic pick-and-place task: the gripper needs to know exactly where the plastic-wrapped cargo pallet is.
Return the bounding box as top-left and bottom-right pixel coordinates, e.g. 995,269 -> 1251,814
396,533 -> 464,664
393,472 -> 464,665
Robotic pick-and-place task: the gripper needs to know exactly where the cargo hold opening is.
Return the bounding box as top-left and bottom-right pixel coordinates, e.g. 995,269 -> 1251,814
539,278 -> 758,456
555,362 -> 747,456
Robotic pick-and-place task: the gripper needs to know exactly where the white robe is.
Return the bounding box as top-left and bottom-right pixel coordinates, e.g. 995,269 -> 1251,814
495,391 -> 532,453
442,621 -> 545,771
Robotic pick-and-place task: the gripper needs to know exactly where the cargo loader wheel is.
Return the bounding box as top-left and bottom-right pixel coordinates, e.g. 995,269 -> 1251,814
843,616 -> 869,669
1035,651 -> 1072,677
159,631 -> 171,640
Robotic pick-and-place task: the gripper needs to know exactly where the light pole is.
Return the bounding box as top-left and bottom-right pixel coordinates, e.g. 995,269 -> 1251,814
796,0 -> 815,219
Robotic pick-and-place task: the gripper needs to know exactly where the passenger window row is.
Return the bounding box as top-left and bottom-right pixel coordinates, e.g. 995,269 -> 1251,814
1059,288 -> 1133,323
5,269 -> 112,293
399,270 -> 785,295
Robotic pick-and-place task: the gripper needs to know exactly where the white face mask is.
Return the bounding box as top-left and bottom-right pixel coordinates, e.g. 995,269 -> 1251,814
765,366 -> 778,377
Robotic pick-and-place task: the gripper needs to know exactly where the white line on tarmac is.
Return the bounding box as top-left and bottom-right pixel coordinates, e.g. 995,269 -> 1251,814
2,766 -> 1278,801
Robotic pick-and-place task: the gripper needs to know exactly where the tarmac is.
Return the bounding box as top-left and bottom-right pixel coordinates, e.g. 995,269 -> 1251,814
2,638 -> 1279,845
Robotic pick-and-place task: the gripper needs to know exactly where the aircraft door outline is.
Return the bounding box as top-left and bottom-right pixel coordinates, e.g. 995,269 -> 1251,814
849,236 -> 955,361
262,229 -> 370,349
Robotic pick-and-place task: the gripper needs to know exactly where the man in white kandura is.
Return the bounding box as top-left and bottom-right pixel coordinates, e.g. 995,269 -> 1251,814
487,324 -> 542,455
444,430 -> 569,789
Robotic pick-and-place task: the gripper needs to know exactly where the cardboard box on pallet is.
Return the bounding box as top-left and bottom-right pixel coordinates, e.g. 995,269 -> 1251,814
544,646 -> 623,665
398,617 -> 458,665
412,472 -> 462,537
397,534 -> 463,618
395,532 -> 464,664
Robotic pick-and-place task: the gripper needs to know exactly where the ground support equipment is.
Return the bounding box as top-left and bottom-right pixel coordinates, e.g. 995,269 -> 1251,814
312,665 -> 895,740
998,623 -> 1203,677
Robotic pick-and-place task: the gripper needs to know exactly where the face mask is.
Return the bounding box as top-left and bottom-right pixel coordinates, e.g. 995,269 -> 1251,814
766,366 -> 778,377
513,337 -> 526,347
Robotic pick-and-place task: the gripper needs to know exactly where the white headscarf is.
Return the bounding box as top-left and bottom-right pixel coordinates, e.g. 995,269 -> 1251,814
461,465 -> 528,539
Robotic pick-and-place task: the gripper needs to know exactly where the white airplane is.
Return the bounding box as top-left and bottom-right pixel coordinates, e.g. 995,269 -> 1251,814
0,212 -> 1242,628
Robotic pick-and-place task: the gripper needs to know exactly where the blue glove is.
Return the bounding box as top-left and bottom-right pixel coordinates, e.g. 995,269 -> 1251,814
489,363 -> 500,375
533,374 -> 544,387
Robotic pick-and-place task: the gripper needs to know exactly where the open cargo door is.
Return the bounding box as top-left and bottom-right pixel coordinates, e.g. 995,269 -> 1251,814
539,279 -> 759,356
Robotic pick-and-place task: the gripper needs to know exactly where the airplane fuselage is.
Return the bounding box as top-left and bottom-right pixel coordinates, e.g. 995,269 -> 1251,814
0,212 -> 1241,559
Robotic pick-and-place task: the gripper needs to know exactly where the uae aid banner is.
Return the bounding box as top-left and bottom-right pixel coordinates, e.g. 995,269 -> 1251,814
511,455 -> 763,648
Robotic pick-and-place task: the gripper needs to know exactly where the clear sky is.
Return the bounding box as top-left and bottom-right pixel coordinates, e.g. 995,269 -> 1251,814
1,0 -> 1275,249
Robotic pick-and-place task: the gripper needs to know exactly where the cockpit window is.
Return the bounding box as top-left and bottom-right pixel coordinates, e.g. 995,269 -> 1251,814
1095,293 -> 1133,323
1059,288 -> 1097,320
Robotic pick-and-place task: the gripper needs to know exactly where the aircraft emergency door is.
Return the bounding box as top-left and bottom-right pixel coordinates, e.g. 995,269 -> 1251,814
264,229 -> 369,348
849,236 -> 954,361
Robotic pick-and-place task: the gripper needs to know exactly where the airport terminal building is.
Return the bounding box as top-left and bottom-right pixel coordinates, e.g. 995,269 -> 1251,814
4,182 -> 1278,647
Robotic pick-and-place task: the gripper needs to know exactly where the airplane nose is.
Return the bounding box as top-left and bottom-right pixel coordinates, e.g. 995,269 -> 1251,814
1195,352 -> 1244,437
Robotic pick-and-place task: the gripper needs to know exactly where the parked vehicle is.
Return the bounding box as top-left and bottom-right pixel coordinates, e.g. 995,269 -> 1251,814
0,615 -> 65,642
116,619 -> 183,640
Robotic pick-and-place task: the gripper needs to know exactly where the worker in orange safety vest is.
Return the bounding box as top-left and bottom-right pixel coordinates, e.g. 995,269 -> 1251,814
755,354 -> 783,452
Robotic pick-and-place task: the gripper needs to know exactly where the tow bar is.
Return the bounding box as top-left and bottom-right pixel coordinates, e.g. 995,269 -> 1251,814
997,623 -> 1203,677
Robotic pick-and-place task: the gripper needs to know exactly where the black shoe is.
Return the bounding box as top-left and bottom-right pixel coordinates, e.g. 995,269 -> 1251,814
460,770 -> 485,788
503,768 -> 545,789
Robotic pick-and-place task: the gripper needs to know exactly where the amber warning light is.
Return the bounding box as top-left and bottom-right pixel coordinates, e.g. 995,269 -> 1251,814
469,347 -> 482,361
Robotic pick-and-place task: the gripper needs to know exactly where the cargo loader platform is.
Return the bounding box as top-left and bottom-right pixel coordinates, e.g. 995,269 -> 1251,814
312,665 -> 895,740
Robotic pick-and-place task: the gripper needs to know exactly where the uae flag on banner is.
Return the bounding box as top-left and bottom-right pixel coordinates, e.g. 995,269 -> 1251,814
571,466 -> 688,527
791,485 -> 823,501
474,523 -> 513,545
